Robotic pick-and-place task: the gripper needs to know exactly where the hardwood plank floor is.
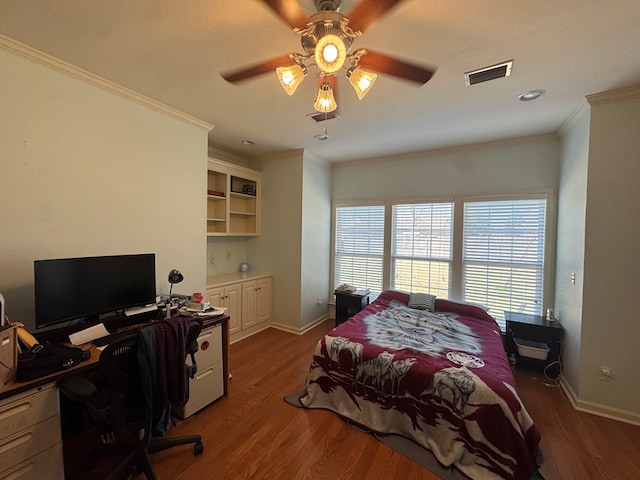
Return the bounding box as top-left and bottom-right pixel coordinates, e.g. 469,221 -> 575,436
140,320 -> 640,480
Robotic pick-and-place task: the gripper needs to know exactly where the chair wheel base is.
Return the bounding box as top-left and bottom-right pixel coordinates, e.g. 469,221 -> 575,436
194,441 -> 204,455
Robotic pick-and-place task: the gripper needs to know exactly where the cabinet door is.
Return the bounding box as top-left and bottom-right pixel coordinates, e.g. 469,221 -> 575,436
256,277 -> 272,324
225,284 -> 242,335
241,280 -> 257,329
206,286 -> 223,309
207,285 -> 241,335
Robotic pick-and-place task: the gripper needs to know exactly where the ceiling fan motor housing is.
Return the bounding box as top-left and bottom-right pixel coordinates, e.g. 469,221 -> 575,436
299,11 -> 356,56
315,0 -> 341,12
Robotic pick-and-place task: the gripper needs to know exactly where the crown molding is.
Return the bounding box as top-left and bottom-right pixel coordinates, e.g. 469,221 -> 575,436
586,84 -> 640,106
0,34 -> 213,132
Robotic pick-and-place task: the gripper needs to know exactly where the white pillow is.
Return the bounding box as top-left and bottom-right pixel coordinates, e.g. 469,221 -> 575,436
408,292 -> 436,312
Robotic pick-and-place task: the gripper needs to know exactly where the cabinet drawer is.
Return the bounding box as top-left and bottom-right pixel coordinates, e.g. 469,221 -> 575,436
0,442 -> 63,480
0,383 -> 59,439
0,414 -> 61,469
173,361 -> 224,419
193,324 -> 222,368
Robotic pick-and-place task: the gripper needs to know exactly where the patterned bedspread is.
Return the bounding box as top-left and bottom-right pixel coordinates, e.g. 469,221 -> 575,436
300,290 -> 541,480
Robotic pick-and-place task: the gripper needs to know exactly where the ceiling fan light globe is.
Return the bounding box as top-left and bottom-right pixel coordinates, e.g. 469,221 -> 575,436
314,82 -> 338,112
315,34 -> 346,73
276,64 -> 307,95
348,67 -> 377,100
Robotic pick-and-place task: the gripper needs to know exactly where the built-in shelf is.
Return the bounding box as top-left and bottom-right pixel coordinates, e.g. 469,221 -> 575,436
207,159 -> 261,236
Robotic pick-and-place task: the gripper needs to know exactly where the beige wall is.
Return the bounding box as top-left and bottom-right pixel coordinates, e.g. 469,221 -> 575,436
556,105 -> 590,397
0,42 -> 210,330
579,88 -> 640,416
300,152 -> 332,329
248,151 -> 304,330
332,135 -> 560,201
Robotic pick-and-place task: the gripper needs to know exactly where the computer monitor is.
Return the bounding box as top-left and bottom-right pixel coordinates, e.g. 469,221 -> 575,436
34,253 -> 156,330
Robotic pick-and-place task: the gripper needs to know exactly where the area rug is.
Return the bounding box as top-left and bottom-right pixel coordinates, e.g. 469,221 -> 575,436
284,391 -> 545,480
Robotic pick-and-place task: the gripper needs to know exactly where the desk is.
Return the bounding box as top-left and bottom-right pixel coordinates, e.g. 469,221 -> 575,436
0,315 -> 229,479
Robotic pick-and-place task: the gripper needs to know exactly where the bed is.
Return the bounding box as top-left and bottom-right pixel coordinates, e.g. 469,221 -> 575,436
298,290 -> 541,480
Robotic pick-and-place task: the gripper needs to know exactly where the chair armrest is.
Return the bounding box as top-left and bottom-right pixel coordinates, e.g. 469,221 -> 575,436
59,374 -> 98,402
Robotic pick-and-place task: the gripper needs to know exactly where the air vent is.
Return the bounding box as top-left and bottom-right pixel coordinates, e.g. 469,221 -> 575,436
465,60 -> 513,86
307,111 -> 340,123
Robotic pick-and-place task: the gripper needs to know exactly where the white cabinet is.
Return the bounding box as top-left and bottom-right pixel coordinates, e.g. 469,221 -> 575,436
207,158 -> 261,236
207,274 -> 272,344
174,322 -> 225,419
207,283 -> 241,336
0,383 -> 64,480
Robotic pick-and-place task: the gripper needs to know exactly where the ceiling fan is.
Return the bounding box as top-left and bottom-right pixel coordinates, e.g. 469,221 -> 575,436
221,0 -> 436,115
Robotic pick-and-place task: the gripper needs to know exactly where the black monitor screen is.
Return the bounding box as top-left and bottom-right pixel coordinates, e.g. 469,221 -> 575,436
34,253 -> 156,329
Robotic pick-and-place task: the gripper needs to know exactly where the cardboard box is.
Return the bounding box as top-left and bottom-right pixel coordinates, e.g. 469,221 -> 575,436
0,325 -> 18,391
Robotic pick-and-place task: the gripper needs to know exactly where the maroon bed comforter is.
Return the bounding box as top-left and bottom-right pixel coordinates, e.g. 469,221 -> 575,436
300,290 -> 541,479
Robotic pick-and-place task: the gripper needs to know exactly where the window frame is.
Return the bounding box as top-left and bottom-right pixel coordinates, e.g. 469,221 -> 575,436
390,201 -> 455,298
460,193 -> 552,324
331,190 -> 555,329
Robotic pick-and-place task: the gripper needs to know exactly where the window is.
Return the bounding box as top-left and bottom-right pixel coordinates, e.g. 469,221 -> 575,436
391,202 -> 453,297
334,205 -> 384,295
463,198 -> 547,325
333,195 -> 550,331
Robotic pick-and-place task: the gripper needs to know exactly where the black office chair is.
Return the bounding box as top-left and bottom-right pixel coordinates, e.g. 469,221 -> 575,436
60,318 -> 204,480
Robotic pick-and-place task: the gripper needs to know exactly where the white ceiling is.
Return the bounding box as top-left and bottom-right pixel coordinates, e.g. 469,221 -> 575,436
2,0 -> 640,163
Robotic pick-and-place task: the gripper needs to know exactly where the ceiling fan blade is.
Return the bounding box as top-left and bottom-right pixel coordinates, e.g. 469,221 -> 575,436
354,49 -> 436,84
345,0 -> 408,33
221,54 -> 298,83
260,0 -> 311,30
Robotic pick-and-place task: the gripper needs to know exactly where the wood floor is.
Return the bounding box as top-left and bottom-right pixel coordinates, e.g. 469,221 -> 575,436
139,320 -> 640,480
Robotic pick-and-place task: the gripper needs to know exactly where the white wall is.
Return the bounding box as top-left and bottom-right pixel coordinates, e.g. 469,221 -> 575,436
579,89 -> 640,416
333,135 -> 560,201
556,105 -> 590,397
300,152 -> 332,329
248,151 -> 304,330
206,237 -> 249,276
0,41 -> 211,330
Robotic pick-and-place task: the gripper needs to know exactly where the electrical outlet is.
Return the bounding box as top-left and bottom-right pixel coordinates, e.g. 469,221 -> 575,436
317,298 -> 323,305
226,250 -> 231,260
210,256 -> 216,264
599,366 -> 613,381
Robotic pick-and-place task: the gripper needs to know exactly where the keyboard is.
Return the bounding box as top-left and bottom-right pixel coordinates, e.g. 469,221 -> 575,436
93,330 -> 137,347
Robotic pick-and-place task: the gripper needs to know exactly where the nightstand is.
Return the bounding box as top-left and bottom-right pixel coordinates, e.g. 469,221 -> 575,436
334,290 -> 370,326
504,311 -> 563,378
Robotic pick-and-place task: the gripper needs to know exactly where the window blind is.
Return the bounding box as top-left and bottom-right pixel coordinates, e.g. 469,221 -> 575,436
334,205 -> 385,294
463,198 -> 546,325
391,202 -> 453,297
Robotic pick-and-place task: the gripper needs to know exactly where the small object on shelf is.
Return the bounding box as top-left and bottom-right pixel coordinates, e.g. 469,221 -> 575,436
207,190 -> 225,197
239,262 -> 249,272
242,184 -> 256,196
230,176 -> 257,196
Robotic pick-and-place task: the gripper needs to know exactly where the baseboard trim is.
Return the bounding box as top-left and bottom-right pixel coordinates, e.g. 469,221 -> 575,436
271,315 -> 331,336
560,377 -> 640,426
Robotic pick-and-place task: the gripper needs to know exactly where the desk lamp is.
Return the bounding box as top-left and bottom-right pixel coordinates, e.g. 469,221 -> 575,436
166,269 -> 184,318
